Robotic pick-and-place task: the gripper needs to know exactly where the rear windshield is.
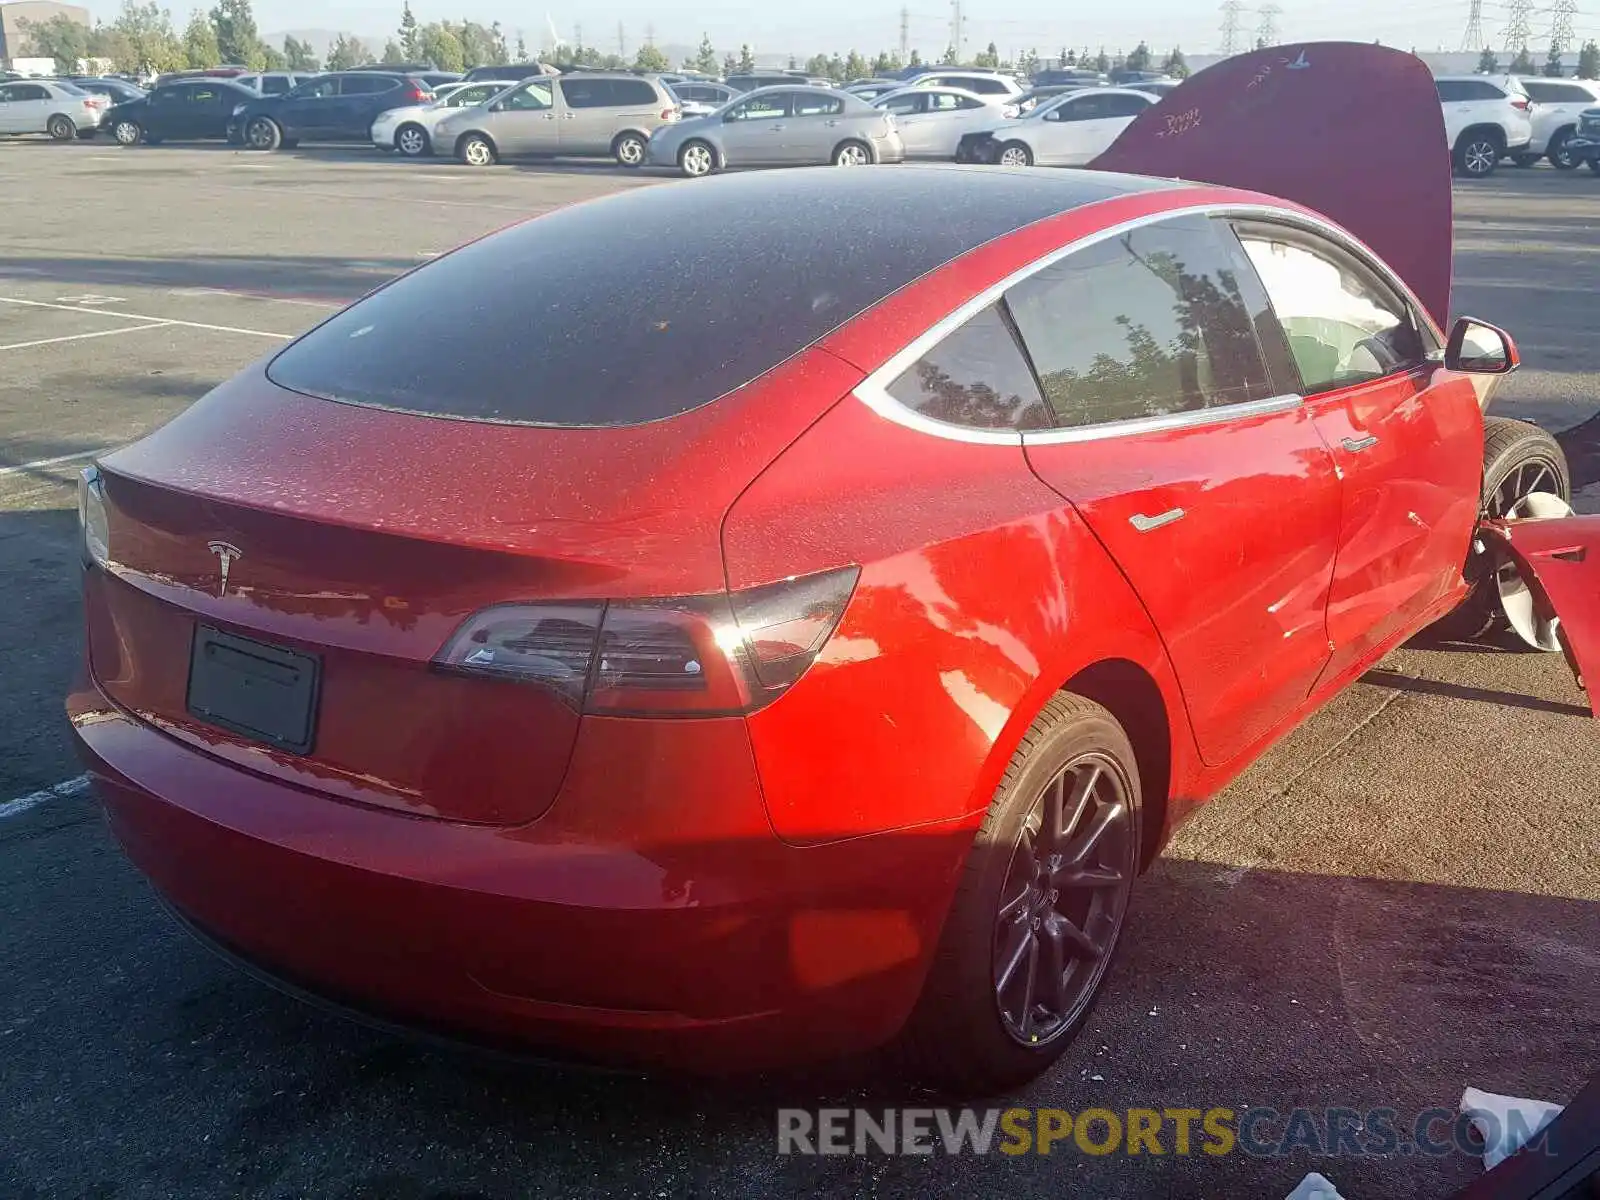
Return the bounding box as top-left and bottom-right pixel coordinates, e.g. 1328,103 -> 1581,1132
267,169 -> 1131,427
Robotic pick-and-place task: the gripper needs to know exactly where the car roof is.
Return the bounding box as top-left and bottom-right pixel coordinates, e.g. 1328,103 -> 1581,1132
874,85 -> 997,103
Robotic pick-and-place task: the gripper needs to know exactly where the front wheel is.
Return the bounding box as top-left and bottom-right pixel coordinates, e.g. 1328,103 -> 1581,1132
613,131 -> 647,167
1430,417 -> 1572,642
997,140 -> 1033,167
245,116 -> 282,151
395,123 -> 430,157
46,114 -> 76,142
1453,132 -> 1502,178
832,139 -> 872,166
456,133 -> 496,166
678,139 -> 715,177
1548,128 -> 1577,169
112,119 -> 142,146
894,693 -> 1140,1095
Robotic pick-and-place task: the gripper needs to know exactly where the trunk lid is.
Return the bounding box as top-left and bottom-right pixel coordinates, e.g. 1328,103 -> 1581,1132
1091,41 -> 1453,327
88,355 -> 860,825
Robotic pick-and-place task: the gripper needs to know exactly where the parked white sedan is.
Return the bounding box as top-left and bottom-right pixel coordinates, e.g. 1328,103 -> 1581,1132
957,87 -> 1154,167
371,79 -> 511,157
0,79 -> 108,140
871,86 -> 1014,159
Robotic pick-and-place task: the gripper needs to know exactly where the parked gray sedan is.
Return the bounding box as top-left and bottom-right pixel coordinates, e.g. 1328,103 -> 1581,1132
646,85 -> 904,176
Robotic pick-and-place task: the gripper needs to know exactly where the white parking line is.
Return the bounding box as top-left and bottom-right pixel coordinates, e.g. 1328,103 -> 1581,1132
0,296 -> 291,340
0,449 -> 99,478
0,322 -> 171,353
168,287 -> 339,309
0,775 -> 90,821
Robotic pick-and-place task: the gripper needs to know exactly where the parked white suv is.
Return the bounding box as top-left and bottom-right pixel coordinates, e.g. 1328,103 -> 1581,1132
909,71 -> 1025,98
1435,74 -> 1534,177
1514,76 -> 1600,168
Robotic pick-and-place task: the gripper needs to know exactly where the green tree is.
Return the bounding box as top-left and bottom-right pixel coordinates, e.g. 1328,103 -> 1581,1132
397,1 -> 418,58
1125,40 -> 1151,71
634,42 -> 668,71
381,38 -> 405,63
694,33 -> 716,74
1162,46 -> 1188,76
18,13 -> 89,71
722,51 -> 738,75
1094,46 -> 1110,72
1509,44 -> 1536,72
737,43 -> 755,72
516,32 -> 526,60
1578,40 -> 1600,78
282,34 -> 318,68
416,23 -> 463,71
456,21 -> 500,68
490,21 -> 508,64
843,49 -> 869,79
182,8 -> 218,65
106,1 -> 185,73
1543,41 -> 1564,75
908,48 -> 922,66
325,32 -> 370,69
1017,47 -> 1038,77
940,44 -> 957,65
974,40 -> 999,68
208,0 -> 258,64
1476,47 -> 1498,73
805,52 -> 830,77
259,41 -> 283,65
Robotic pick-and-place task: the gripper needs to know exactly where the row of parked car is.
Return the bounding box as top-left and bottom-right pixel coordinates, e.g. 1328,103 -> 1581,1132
7,61 -> 1600,178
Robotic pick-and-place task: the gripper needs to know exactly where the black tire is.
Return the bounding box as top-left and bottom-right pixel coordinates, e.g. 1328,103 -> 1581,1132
112,119 -> 142,146
1548,127 -> 1578,169
244,116 -> 282,151
831,138 -> 872,166
1453,129 -> 1503,178
996,140 -> 1033,167
612,130 -> 647,167
46,114 -> 76,142
894,693 -> 1141,1096
1430,417 -> 1572,641
395,122 -> 430,157
456,132 -> 496,166
677,139 -> 715,177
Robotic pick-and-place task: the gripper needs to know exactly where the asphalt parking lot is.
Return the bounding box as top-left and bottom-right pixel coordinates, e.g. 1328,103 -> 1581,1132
2,141 -> 1598,1200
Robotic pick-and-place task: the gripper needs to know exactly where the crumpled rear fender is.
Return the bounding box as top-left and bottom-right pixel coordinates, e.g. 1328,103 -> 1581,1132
1482,515 -> 1600,718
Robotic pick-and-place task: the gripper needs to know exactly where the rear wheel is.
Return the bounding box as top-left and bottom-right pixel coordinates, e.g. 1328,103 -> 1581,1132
1453,129 -> 1503,177
245,116 -> 282,151
456,132 -> 496,166
1431,417 -> 1572,641
395,123 -> 430,157
678,139 -> 715,177
612,131 -> 647,167
895,694 -> 1140,1095
46,114 -> 76,142
112,119 -> 142,146
1548,128 -> 1577,169
832,139 -> 871,166
997,140 -> 1033,167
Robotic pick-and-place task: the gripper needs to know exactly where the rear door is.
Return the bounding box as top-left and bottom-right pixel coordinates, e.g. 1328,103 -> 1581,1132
785,90 -> 846,161
556,77 -> 640,153
336,74 -> 400,137
0,84 -> 23,133
1230,218 -> 1483,682
1018,213 -> 1343,767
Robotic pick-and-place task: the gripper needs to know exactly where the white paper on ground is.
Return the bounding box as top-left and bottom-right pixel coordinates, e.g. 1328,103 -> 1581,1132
1284,1172 -> 1347,1200
1460,1086 -> 1566,1171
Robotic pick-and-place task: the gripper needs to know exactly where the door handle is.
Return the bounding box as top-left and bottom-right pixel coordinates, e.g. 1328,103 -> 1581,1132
544,113 -> 556,120
1129,508 -> 1185,533
1342,434 -> 1379,452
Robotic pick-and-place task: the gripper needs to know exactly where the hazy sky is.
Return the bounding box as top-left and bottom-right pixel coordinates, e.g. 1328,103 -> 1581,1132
76,0 -> 1600,61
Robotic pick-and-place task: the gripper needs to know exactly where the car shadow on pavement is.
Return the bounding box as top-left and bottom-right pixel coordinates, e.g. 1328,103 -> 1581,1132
1361,668 -> 1591,718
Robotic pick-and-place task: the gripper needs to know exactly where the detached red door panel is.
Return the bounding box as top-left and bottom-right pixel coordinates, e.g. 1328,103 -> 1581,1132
1231,221 -> 1484,682
1009,214 -> 1341,767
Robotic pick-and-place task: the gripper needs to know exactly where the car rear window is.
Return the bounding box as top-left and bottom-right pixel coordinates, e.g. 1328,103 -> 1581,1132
267,169 -> 1145,427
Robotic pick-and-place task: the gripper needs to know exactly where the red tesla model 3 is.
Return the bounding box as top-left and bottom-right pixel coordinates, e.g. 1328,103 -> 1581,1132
67,45 -> 1584,1093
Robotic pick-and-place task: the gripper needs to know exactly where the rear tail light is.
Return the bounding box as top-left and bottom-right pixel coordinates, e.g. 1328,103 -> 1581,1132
1512,97 -> 1531,110
434,566 -> 860,715
403,85 -> 431,103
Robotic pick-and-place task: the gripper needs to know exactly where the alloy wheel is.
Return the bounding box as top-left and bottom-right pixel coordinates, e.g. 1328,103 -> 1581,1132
114,121 -> 139,146
616,135 -> 645,166
834,143 -> 869,166
1487,455 -> 1565,519
462,137 -> 493,166
246,119 -> 276,150
1464,140 -> 1497,176
680,143 -> 713,176
397,126 -> 427,156
999,146 -> 1030,167
992,752 -> 1134,1047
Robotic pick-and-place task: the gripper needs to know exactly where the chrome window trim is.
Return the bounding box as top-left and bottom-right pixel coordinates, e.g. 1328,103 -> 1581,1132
852,200 -> 1441,446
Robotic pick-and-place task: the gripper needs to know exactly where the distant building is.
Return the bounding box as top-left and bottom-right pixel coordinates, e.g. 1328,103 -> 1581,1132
0,0 -> 91,67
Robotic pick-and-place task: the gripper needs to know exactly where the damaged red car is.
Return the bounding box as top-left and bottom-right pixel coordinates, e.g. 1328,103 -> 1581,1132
67,42 -> 1595,1095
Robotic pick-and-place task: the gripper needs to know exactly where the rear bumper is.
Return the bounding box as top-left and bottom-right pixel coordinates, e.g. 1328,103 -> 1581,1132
69,676 -> 964,1072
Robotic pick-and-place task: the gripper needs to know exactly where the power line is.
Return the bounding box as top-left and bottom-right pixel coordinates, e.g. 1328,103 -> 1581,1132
1256,2 -> 1282,45
900,5 -> 910,58
1461,0 -> 1486,47
1219,0 -> 1245,54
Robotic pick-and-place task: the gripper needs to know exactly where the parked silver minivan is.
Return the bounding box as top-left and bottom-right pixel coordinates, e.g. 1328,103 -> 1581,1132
435,72 -> 680,167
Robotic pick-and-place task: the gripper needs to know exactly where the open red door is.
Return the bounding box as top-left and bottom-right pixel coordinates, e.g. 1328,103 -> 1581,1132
1092,42 -> 1453,327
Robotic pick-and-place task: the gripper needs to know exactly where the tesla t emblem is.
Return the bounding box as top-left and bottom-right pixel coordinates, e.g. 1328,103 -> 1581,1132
207,541 -> 243,597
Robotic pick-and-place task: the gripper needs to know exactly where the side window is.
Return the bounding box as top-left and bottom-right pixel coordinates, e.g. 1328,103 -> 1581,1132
0,86 -> 16,103
879,93 -> 924,115
296,77 -> 340,99
957,94 -> 985,109
884,304 -> 1051,431
928,92 -> 963,111
262,76 -> 292,95
1435,80 -> 1466,102
1054,95 -> 1106,121
1106,92 -> 1151,117
189,87 -> 218,104
794,93 -> 844,117
726,93 -> 789,120
1006,216 -> 1276,428
1234,222 -> 1427,395
558,78 -> 610,107
502,80 -> 554,111
970,78 -> 1009,94
14,84 -> 49,101
613,80 -> 657,105
342,76 -> 397,95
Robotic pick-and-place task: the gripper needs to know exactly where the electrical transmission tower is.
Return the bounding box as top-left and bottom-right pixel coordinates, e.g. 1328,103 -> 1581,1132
1550,0 -> 1577,53
949,0 -> 966,62
1219,0 -> 1244,55
616,20 -> 625,57
900,5 -> 910,59
1502,0 -> 1533,54
1460,0 -> 1484,50
1256,2 -> 1281,46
